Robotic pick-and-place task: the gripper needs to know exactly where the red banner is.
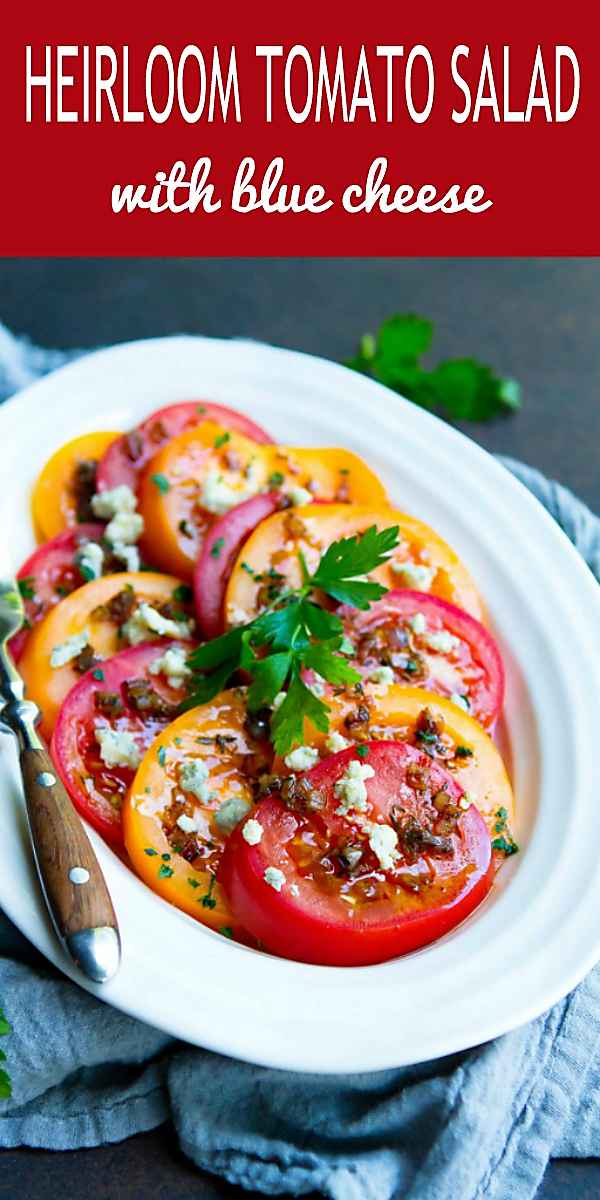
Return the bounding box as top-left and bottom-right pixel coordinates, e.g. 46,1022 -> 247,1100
1,0 -> 597,255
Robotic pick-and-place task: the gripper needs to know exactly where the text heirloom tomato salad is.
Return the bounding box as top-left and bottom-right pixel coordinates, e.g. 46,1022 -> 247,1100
15,397 -> 517,967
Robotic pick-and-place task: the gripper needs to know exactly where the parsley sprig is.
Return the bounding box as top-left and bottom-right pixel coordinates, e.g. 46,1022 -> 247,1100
347,313 -> 521,422
188,525 -> 399,754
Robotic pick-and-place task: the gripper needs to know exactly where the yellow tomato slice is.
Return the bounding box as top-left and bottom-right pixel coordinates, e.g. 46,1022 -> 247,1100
295,684 -> 515,838
138,422 -> 389,579
31,431 -> 121,541
226,504 -> 484,626
123,689 -> 271,933
19,571 -> 189,739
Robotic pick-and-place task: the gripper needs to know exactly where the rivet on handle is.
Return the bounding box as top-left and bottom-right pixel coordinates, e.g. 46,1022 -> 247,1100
69,866 -> 90,885
37,771 -> 56,787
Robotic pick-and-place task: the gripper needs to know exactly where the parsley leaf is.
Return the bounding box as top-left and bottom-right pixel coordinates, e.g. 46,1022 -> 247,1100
302,643 -> 360,688
311,525 -> 398,608
247,652 -> 293,709
346,313 -> 521,423
271,670 -> 329,755
17,576 -> 36,601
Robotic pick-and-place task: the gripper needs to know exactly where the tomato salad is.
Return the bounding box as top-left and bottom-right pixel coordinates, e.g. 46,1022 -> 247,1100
16,398 -> 517,967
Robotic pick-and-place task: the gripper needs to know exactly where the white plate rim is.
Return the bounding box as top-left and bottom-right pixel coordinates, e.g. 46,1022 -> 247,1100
1,333 -> 599,1074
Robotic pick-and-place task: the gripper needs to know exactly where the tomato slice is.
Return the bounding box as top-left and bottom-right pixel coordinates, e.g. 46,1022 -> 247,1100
220,741 -> 493,966
226,503 -> 484,625
123,689 -> 271,934
51,641 -> 194,845
19,571 -> 194,739
10,524 -> 107,662
96,401 -> 273,493
138,423 -> 389,581
31,431 -> 121,541
340,590 -> 504,729
284,683 -> 515,844
194,492 -> 282,639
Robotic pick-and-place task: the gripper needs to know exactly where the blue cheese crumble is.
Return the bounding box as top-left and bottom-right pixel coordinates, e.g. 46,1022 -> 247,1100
149,646 -> 191,689
426,630 -> 460,654
50,629 -> 90,668
366,822 -> 399,871
91,484 -> 137,519
242,818 -> 264,845
334,760 -> 375,815
75,541 -> 104,581
122,602 -> 192,645
325,731 -> 352,753
391,561 -> 435,590
200,469 -> 259,515
105,510 -> 144,547
369,665 -> 394,688
178,758 -> 215,803
215,795 -> 252,832
284,745 -> 320,771
95,726 -> 142,769
264,866 -> 286,891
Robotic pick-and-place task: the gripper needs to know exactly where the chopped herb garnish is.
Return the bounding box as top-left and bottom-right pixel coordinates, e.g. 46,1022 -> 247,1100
491,836 -> 519,857
179,519 -> 193,538
268,471 -> 285,487
196,404 -> 207,415
144,847 -> 158,856
55,585 -> 70,597
200,874 -> 217,909
151,473 -> 170,494
454,745 -> 473,758
92,668 -> 105,681
173,584 -> 193,604
157,746 -> 167,767
241,562 -> 255,576
158,863 -> 174,878
214,432 -> 231,449
210,537 -> 225,559
356,745 -> 369,758
161,852 -> 171,861
18,576 -> 35,601
219,926 -> 234,939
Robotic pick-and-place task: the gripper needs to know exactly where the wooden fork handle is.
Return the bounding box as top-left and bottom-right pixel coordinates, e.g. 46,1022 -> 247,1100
21,746 -> 121,983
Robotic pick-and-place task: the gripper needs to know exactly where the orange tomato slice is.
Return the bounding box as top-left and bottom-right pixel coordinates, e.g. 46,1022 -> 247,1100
123,689 -> 271,933
19,571 -> 190,739
295,684 -> 515,839
226,504 -> 484,626
138,422 -> 389,579
31,431 -> 121,541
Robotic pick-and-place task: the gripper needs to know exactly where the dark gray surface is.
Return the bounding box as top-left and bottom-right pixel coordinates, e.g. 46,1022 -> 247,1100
2,257 -> 600,512
0,256 -> 599,1198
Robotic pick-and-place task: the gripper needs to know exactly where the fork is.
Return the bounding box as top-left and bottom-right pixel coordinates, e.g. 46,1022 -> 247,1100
0,579 -> 120,983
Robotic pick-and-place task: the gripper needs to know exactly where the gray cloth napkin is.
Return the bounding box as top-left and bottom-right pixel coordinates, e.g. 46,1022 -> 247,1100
1,323 -> 599,1199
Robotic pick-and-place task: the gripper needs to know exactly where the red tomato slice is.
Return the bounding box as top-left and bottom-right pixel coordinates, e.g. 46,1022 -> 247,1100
96,401 -> 273,493
194,492 -> 281,639
11,525 -> 106,662
340,590 -> 504,729
220,741 -> 493,966
51,641 -> 193,845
